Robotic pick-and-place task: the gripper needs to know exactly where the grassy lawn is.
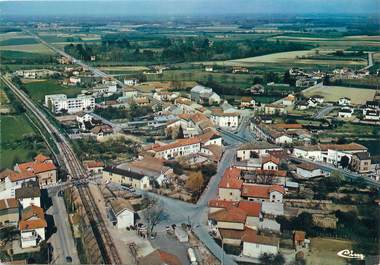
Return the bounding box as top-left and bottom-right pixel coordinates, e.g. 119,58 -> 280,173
0,114 -> 49,169
306,237 -> 353,265
1,114 -> 35,142
23,80 -> 81,103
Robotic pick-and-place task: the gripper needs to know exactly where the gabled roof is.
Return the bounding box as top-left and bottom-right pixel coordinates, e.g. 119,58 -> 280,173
209,206 -> 247,223
219,167 -> 242,189
238,141 -> 279,151
152,137 -> 201,152
34,154 -> 50,163
262,155 -> 281,165
110,198 -> 134,216
296,162 -> 320,171
0,198 -> 18,210
84,160 -> 104,169
104,166 -> 146,180
208,199 -> 239,209
241,184 -> 284,198
353,152 -> 370,160
242,228 -> 279,246
19,205 -> 46,231
238,201 -> 261,217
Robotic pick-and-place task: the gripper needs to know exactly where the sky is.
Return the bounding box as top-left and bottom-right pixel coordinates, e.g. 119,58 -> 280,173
0,0 -> 379,17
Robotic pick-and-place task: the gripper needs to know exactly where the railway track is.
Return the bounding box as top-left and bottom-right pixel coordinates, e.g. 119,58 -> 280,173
2,76 -> 122,264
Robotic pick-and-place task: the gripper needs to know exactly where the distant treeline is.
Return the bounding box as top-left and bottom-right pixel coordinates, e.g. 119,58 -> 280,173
64,35 -> 314,63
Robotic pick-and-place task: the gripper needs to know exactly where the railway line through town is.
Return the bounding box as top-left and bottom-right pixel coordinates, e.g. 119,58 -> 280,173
1,76 -> 122,265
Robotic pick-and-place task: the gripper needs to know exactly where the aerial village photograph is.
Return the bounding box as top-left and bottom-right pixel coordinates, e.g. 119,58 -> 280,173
0,0 -> 379,264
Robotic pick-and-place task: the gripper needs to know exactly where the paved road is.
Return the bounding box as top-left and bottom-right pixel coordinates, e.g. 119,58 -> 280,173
48,194 -> 80,264
291,156 -> 380,187
313,105 -> 339,119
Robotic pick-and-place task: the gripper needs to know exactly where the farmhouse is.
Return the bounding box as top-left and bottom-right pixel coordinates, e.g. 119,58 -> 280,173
14,154 -> 57,187
237,142 -> 282,161
19,205 -> 47,248
109,198 -> 135,229
210,109 -> 239,130
190,85 -> 221,105
241,184 -> 284,203
293,143 -> 368,166
103,166 -> 151,190
295,163 -> 324,178
149,137 -> 201,160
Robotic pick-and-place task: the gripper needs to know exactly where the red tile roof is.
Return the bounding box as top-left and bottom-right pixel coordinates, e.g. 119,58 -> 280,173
253,169 -> 287,178
34,154 -> 50,163
241,184 -> 284,198
209,207 -> 247,223
159,251 -> 182,265
17,155 -> 56,175
272,123 -> 303,130
262,155 -> 281,165
219,167 -> 242,190
19,205 -> 47,231
238,201 -> 261,217
242,228 -> 279,246
208,199 -> 239,209
84,160 -> 104,169
293,230 -> 306,242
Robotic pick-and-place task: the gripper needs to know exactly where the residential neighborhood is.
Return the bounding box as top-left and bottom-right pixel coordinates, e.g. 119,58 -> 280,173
0,2 -> 379,265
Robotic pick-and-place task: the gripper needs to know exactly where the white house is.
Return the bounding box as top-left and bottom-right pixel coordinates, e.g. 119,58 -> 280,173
296,163 -> 324,178
282,94 -> 295,106
205,66 -> 213,72
338,107 -> 354,119
124,79 -> 139,86
19,205 -> 46,248
110,198 -> 135,229
237,142 -> 282,161
69,76 -> 81,85
150,137 -> 201,160
44,94 -> 95,114
103,167 -> 151,190
210,109 -> 239,130
0,169 -> 37,200
363,108 -> 380,121
241,184 -> 285,203
15,182 -> 41,209
338,97 -> 351,106
242,228 -> 279,259
190,85 -> 221,105
293,143 -> 367,166
262,156 -> 280,171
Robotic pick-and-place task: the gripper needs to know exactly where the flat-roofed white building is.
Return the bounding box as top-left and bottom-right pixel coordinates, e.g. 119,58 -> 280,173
45,94 -> 95,114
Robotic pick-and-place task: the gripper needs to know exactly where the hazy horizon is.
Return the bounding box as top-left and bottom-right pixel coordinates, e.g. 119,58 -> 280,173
0,0 -> 379,18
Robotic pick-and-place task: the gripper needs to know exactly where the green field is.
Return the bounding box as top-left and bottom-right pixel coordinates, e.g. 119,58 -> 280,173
23,80 -> 81,103
0,37 -> 38,46
0,114 -> 44,169
1,114 -> 36,142
0,43 -> 54,54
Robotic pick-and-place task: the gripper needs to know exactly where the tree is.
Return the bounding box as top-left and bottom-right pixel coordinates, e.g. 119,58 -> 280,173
185,171 -> 204,193
143,195 -> 164,237
259,253 -> 285,265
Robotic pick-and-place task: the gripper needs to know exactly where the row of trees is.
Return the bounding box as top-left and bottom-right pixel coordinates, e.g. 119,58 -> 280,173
64,37 -> 312,63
